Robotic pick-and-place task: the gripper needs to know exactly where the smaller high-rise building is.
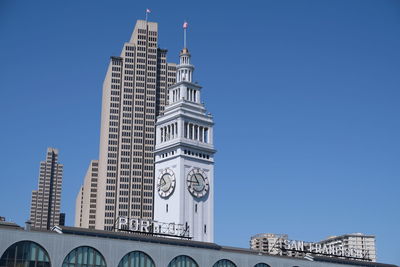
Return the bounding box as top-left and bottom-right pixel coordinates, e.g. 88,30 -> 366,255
30,148 -> 63,230
250,233 -> 288,255
75,160 -> 99,229
319,233 -> 376,262
250,233 -> 376,262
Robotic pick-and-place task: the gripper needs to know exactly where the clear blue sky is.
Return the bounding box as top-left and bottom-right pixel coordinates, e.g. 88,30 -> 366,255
1,0 -> 399,264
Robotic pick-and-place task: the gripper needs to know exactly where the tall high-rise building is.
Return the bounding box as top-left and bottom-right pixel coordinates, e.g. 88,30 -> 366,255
95,20 -> 176,231
75,160 -> 98,229
30,148 -> 63,230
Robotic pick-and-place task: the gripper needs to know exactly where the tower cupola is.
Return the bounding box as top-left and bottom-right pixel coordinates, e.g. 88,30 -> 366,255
177,48 -> 194,83
168,21 -> 201,105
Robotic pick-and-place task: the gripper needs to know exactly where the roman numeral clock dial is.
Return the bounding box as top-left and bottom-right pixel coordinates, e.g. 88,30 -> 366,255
187,168 -> 209,198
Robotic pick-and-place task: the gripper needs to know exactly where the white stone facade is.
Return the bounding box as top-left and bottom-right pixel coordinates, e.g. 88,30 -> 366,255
154,48 -> 215,242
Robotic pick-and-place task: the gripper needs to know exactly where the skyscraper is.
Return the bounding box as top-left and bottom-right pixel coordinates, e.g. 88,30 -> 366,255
30,148 -> 63,230
75,160 -> 98,229
95,20 -> 176,231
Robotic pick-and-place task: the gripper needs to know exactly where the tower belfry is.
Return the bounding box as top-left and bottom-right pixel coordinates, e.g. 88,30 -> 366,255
153,22 -> 215,242
177,48 -> 194,83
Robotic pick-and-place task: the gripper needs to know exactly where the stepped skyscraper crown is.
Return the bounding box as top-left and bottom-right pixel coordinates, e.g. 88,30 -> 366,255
30,148 -> 63,230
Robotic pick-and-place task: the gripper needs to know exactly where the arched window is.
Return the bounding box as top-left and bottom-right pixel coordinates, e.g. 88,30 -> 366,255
168,255 -> 198,267
254,263 -> 271,267
62,246 -> 106,267
213,259 -> 236,267
0,240 -> 51,267
118,251 -> 154,267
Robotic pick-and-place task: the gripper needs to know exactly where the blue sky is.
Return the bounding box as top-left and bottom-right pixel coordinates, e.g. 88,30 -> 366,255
1,0 -> 399,264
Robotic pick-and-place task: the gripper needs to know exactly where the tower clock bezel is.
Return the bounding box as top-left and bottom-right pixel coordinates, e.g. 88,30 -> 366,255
186,168 -> 209,198
157,168 -> 176,198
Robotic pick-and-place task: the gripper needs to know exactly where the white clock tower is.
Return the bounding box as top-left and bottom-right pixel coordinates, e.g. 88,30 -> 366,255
154,34 -> 215,242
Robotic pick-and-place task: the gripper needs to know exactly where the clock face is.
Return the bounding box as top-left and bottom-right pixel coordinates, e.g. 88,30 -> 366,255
157,169 -> 176,198
187,168 -> 209,198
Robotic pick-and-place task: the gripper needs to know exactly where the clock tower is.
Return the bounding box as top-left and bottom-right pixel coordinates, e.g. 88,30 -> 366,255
154,33 -> 215,242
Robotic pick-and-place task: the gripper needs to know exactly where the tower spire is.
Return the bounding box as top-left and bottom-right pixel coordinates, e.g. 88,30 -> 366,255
177,21 -> 194,84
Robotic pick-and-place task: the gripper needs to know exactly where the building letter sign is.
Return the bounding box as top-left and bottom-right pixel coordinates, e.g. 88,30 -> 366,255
116,216 -> 190,239
277,239 -> 370,260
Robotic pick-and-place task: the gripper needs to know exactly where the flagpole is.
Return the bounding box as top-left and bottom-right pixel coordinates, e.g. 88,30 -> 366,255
184,27 -> 186,48
145,8 -> 151,22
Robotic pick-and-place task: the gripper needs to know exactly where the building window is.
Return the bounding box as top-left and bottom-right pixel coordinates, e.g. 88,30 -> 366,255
204,128 -> 209,143
168,255 -> 198,267
0,241 -> 51,267
118,251 -> 155,267
213,259 -> 236,267
62,246 -> 106,267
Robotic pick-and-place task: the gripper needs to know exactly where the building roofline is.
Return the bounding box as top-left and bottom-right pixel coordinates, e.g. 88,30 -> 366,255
56,226 -> 395,267
58,226 -> 221,250
321,234 -> 376,242
0,225 -> 396,267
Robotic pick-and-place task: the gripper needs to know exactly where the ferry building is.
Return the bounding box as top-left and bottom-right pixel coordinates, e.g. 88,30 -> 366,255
0,223 -> 396,267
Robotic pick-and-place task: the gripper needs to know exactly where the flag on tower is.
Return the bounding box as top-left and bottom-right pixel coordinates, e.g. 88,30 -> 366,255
183,21 -> 188,29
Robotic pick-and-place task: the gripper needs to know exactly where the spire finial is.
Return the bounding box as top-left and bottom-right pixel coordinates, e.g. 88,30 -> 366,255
183,21 -> 188,48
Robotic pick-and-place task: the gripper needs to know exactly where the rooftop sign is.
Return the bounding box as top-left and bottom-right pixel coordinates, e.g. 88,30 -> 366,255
275,239 -> 371,260
115,216 -> 191,239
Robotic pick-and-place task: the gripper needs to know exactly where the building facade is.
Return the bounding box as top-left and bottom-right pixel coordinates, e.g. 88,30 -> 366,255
250,233 -> 376,262
251,233 -> 289,255
95,20 -> 176,231
1,225 -> 394,267
75,186 -> 83,227
75,160 -> 99,229
153,46 -> 215,242
319,233 -> 376,262
30,147 -> 63,230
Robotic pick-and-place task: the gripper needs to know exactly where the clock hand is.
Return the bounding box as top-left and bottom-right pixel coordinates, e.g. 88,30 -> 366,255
160,178 -> 166,187
193,175 -> 200,186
